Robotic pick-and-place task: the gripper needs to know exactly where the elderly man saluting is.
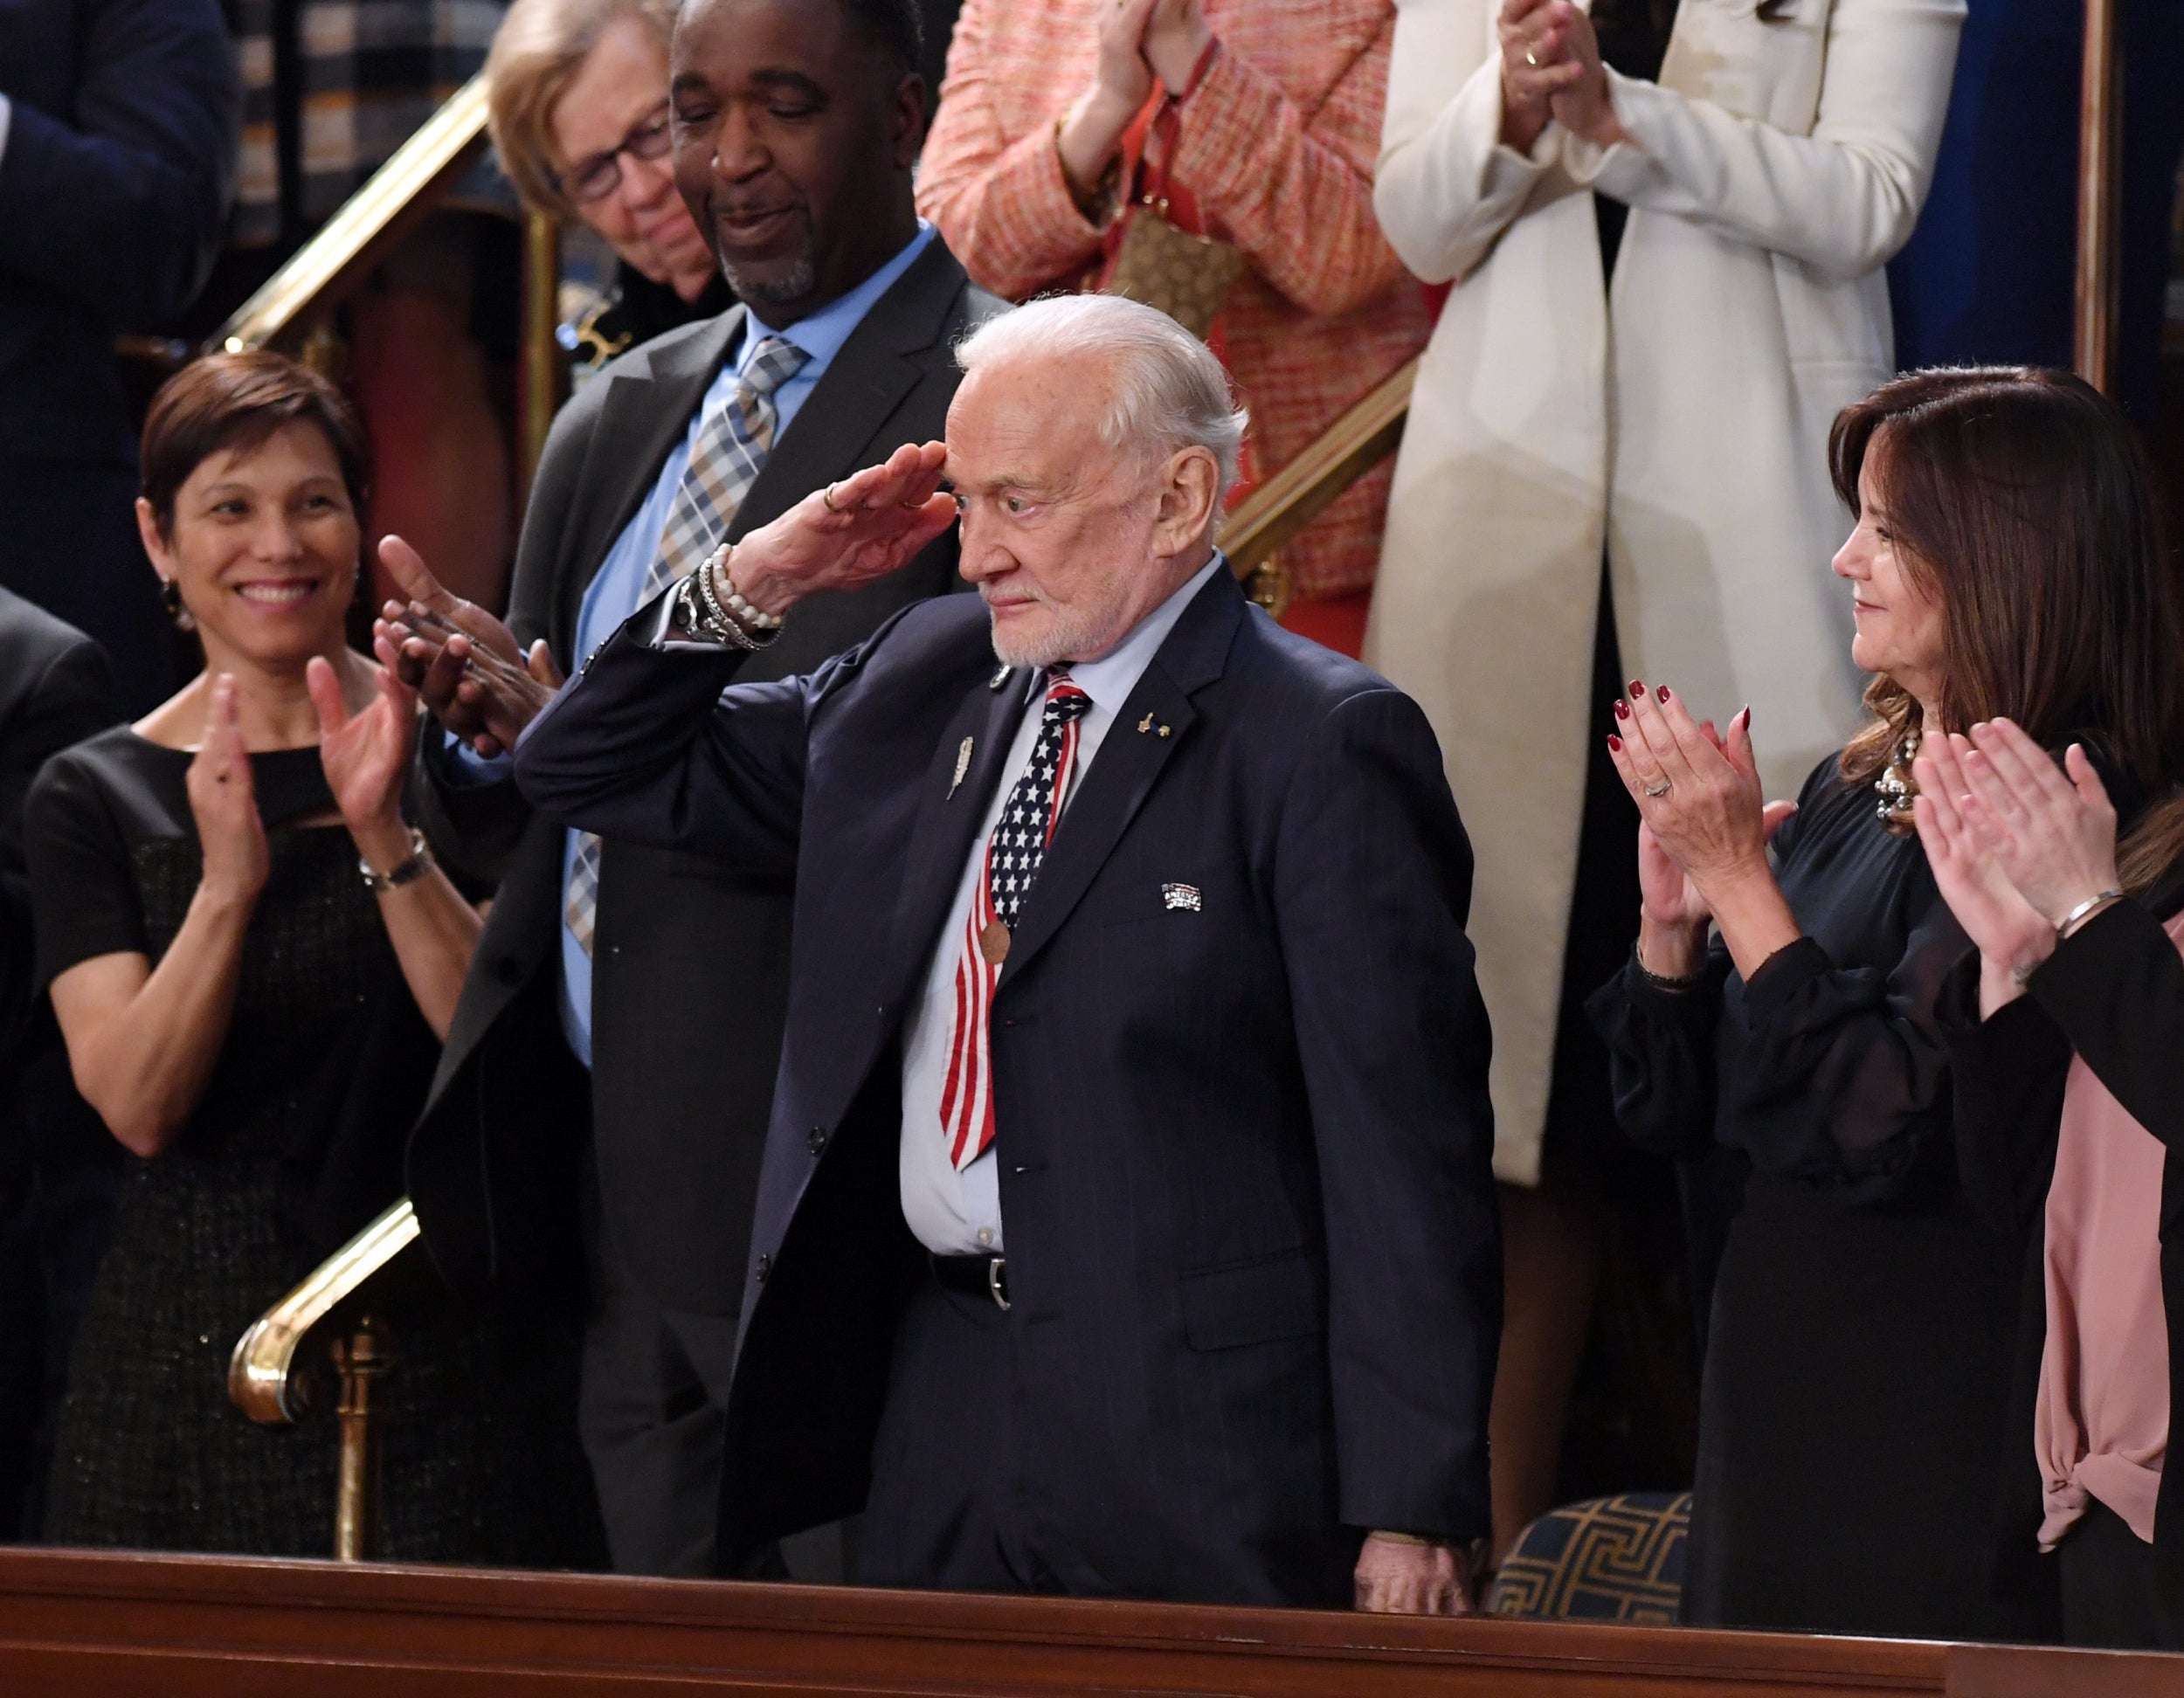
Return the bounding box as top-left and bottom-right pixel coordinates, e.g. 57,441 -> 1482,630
509,294 -> 1500,1611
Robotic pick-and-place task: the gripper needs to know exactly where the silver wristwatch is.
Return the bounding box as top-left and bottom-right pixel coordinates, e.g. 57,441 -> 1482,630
360,826 -> 433,894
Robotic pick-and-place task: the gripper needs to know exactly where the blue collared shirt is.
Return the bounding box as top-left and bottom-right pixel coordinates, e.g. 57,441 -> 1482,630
455,221 -> 938,1066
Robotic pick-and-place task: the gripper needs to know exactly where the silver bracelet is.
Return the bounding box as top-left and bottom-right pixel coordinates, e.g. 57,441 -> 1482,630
2056,887 -> 2123,939
360,825 -> 432,894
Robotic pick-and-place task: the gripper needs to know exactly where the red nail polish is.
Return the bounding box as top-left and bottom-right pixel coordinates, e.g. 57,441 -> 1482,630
1628,680 -> 1643,698
1613,698 -> 1629,721
1657,685 -> 1670,702
1607,734 -> 1623,752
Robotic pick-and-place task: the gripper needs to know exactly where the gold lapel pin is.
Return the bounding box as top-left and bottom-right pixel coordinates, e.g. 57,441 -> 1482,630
1137,713 -> 1155,734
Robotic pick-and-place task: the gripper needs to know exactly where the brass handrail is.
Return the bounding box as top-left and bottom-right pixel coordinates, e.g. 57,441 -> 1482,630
211,77 -> 492,355
229,1198 -> 420,1425
1221,358 -> 1417,600
2072,0 -> 2121,392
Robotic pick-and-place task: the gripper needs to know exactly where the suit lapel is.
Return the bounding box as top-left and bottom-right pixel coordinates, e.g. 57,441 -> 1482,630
884,667 -> 1033,1006
729,241 -> 971,542
553,308 -> 746,653
999,570 -> 1247,988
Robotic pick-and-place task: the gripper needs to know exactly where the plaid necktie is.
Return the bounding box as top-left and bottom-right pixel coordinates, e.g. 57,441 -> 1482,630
938,673 -> 1093,1170
563,335 -> 811,956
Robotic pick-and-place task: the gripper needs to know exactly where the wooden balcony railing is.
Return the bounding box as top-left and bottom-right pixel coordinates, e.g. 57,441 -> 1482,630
6,1545 -> 2183,1698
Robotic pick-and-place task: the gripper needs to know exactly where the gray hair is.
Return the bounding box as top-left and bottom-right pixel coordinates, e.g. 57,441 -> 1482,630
955,295 -> 1250,504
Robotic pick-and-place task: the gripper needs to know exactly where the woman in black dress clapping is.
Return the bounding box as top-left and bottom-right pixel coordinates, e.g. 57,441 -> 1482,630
28,352 -> 598,1563
1589,368 -> 2182,1639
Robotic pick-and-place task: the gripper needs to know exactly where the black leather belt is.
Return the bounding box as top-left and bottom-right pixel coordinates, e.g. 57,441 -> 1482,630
931,1253 -> 1009,1311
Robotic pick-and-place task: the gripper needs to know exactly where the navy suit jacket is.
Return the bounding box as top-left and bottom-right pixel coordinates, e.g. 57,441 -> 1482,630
515,564 -> 1502,1603
0,0 -> 237,466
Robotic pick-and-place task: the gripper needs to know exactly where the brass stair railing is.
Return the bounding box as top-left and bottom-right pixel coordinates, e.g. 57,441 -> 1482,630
204,74 -> 565,494
229,1199 -> 424,1561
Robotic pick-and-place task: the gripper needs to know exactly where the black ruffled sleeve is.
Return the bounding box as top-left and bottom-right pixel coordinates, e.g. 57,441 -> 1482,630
1586,945 -> 1731,1161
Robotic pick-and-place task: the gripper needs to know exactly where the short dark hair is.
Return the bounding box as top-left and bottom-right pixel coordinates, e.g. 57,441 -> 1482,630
1828,366 -> 2184,829
141,350 -> 370,535
838,0 -> 923,78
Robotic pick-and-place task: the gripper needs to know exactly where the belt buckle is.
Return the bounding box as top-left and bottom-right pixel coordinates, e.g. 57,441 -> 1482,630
987,1255 -> 1010,1312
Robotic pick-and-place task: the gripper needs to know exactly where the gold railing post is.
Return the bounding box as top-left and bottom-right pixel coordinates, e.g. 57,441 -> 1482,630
330,1316 -> 395,1563
518,208 -> 567,502
2074,0 -> 2123,392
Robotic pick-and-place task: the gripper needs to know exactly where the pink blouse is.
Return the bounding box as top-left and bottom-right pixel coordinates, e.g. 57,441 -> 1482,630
2034,910 -> 2184,1549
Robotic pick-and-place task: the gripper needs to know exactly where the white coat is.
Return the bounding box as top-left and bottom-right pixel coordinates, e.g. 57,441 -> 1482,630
1365,0 -> 1962,1185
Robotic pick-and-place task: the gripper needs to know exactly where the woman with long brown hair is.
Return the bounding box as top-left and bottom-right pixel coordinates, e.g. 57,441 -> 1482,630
1912,592 -> 2184,1639
1588,367 -> 2181,1636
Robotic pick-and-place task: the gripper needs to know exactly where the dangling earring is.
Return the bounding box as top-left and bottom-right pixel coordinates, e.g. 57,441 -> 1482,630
158,577 -> 196,633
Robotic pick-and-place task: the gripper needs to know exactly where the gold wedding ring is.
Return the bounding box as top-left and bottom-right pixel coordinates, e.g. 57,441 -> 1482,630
1524,46 -> 1540,66
822,482 -> 842,513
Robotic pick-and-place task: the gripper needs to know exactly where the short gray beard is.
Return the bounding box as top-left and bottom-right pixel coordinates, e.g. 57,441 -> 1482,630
719,249 -> 816,309
986,593 -> 1130,672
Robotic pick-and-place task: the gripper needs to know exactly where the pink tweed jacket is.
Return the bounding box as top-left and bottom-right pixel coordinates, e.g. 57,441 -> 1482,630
918,0 -> 1427,601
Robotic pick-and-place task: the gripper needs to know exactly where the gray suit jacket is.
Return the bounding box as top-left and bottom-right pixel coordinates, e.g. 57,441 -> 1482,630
408,238 -> 1006,1309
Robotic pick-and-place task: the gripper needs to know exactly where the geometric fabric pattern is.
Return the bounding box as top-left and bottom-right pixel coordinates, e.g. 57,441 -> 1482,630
1485,1491 -> 1691,1625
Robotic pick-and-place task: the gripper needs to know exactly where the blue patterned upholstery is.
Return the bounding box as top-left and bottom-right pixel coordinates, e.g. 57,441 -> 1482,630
1484,1491 -> 1691,1624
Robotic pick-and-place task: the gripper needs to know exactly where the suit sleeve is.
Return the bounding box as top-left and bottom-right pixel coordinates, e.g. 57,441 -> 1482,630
0,638 -> 117,1060
513,595 -> 869,881
1935,954 -> 2071,1235
1372,0 -> 1563,286
1274,687 -> 1500,1541
0,0 -> 239,326
1559,0 -> 1963,280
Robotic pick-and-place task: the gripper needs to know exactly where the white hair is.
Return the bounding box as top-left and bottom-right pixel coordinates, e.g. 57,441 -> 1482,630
954,294 -> 1250,503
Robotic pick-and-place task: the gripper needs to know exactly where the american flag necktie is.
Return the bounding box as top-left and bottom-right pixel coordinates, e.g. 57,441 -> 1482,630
938,672 -> 1092,1170
563,335 -> 811,956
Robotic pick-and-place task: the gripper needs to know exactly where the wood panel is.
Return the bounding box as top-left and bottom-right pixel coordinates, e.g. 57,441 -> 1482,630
0,1546 -> 1982,1698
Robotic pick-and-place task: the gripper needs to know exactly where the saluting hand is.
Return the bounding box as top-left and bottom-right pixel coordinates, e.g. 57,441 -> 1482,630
727,441 -> 958,618
186,674 -> 269,908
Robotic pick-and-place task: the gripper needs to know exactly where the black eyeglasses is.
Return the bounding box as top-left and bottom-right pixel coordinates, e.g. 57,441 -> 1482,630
556,100 -> 674,205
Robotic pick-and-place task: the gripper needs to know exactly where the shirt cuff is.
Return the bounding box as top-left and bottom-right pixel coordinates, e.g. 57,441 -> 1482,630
1738,934 -> 1832,1018
439,725 -> 514,786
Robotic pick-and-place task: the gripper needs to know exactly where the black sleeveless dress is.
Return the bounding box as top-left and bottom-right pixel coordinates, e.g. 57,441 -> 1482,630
25,728 -> 599,1563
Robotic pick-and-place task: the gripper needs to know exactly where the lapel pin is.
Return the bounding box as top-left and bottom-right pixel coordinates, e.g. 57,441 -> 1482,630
990,664 -> 1013,692
1137,712 -> 1155,734
947,735 -> 973,799
1158,724 -> 1171,737
1162,883 -> 1202,913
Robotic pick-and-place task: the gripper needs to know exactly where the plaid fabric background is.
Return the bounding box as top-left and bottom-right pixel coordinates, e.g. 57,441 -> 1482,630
231,0 -> 502,245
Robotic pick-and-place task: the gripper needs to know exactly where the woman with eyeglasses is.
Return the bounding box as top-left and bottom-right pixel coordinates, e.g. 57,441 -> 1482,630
487,0 -> 731,373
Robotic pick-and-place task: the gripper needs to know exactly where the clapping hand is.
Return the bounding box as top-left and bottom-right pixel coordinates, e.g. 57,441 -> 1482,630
1948,721 -> 2122,928
1911,735 -> 2055,1013
371,535 -> 562,758
729,441 -> 957,618
185,674 -> 270,907
1142,0 -> 1213,91
308,655 -> 421,874
1497,0 -> 1624,151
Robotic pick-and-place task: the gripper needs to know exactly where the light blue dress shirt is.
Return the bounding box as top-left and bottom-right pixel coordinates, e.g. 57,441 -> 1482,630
455,222 -> 937,1066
